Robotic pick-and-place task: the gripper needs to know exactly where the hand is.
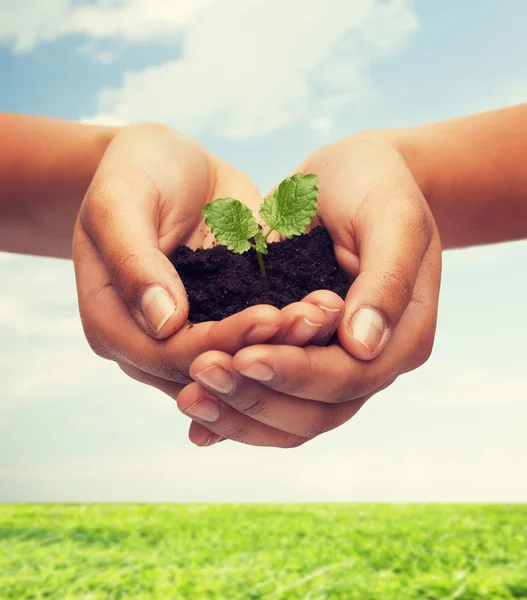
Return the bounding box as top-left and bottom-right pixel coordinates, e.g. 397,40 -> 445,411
73,123 -> 343,396
177,133 -> 442,447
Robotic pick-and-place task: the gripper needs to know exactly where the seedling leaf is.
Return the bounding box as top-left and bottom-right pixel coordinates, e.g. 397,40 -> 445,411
202,198 -> 259,254
201,173 -> 319,279
259,173 -> 319,239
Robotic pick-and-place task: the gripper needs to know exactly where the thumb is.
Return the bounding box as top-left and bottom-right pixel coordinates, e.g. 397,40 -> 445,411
80,174 -> 189,339
337,185 -> 435,361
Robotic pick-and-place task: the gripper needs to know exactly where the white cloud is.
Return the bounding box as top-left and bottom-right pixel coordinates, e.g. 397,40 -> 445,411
309,116 -> 334,137
0,0 -> 207,52
0,0 -> 67,53
77,41 -> 117,65
78,114 -> 128,127
0,0 -> 419,140
90,0 -> 419,139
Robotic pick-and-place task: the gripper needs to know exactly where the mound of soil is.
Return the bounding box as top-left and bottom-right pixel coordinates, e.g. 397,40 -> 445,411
170,227 -> 352,323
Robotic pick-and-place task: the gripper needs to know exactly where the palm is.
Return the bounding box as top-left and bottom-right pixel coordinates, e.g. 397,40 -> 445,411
156,153 -> 263,256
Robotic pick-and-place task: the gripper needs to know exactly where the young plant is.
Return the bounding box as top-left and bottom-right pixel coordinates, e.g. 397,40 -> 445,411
201,173 -> 319,278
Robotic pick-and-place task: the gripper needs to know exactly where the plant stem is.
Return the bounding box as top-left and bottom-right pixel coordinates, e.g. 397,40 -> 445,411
263,228 -> 274,241
256,250 -> 267,279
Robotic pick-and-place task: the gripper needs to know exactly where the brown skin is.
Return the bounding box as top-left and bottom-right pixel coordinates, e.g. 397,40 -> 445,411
179,104 -> 527,448
386,103 -> 527,248
0,116 -> 341,416
73,123 -> 338,395
179,136 -> 442,447
0,114 -> 118,258
1,106 -> 526,449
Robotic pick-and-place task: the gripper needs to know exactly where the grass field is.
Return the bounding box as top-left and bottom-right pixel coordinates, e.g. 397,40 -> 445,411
0,504 -> 526,599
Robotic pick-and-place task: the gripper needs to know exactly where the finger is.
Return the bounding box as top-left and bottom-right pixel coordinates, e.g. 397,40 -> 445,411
339,166 -> 434,360
387,237 -> 441,373
78,129 -> 212,340
178,382 -> 306,448
271,292 -> 344,348
118,361 -> 185,395
79,178 -> 190,340
74,232 -> 283,382
232,242 -> 440,402
300,290 -> 344,345
271,302 -> 326,346
120,358 -> 372,449
188,422 -> 224,447
187,351 -> 365,438
207,304 -> 282,348
233,343 -> 371,402
301,141 -> 435,360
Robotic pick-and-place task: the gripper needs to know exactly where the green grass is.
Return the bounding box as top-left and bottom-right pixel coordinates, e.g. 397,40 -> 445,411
0,504 -> 526,599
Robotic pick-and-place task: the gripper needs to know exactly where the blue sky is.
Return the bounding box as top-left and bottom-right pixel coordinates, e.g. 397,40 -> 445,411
0,0 -> 526,502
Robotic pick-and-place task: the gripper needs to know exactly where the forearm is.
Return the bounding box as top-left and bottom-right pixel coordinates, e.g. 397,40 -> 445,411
0,114 -> 119,258
388,104 -> 527,249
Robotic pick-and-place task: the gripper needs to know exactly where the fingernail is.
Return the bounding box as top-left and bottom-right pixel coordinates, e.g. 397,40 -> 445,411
205,435 -> 224,447
239,362 -> 275,382
349,308 -> 386,354
316,305 -> 342,339
141,286 -> 176,333
287,318 -> 322,342
185,397 -> 220,423
195,366 -> 235,395
319,305 -> 342,314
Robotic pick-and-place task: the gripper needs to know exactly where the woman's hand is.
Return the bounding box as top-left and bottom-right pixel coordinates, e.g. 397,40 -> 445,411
73,123 -> 342,394
177,133 -> 442,447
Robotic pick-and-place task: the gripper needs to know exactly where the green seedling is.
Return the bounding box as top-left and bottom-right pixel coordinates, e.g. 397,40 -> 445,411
201,173 -> 319,278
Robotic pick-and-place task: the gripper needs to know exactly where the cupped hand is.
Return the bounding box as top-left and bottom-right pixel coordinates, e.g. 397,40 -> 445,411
178,133 -> 442,447
73,123 -> 341,394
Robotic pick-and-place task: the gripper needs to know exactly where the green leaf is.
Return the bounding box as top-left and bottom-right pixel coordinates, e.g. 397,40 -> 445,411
202,198 -> 259,254
254,231 -> 268,255
259,173 -> 319,238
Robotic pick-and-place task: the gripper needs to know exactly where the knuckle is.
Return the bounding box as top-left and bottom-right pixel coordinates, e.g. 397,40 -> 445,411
332,376 -> 366,404
405,196 -> 433,246
83,329 -> 112,360
224,422 -> 253,445
79,313 -> 112,361
377,266 -> 414,318
332,389 -> 353,405
282,350 -> 317,398
304,405 -> 337,437
80,177 -> 118,233
233,394 -> 270,418
416,207 -> 433,245
110,251 -> 146,298
158,363 -> 191,385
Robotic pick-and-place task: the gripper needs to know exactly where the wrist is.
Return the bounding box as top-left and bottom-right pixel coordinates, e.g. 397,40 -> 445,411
0,116 -> 121,257
351,127 -> 436,203
78,124 -> 121,194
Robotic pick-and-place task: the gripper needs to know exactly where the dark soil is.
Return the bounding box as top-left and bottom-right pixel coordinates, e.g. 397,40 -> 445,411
170,227 -> 352,323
